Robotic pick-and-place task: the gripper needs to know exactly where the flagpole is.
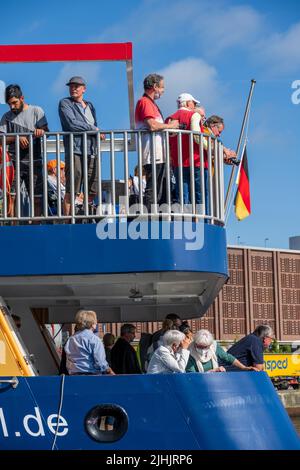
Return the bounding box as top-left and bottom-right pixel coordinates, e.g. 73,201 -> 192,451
224,79 -> 256,214
234,139 -> 247,186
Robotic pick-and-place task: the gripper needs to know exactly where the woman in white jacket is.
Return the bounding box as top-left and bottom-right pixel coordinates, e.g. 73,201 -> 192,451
147,330 -> 191,374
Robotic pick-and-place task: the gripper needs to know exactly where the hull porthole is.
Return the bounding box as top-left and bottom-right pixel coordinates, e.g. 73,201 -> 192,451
85,404 -> 128,443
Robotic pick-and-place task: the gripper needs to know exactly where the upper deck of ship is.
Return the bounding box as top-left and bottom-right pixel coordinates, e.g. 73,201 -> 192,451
0,42 -> 228,326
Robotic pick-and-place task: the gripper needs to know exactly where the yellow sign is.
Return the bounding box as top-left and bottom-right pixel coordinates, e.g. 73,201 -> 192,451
0,331 -> 23,376
264,354 -> 300,377
0,308 -> 34,377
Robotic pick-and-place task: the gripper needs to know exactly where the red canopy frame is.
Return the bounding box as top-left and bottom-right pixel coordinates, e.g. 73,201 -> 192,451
0,42 -> 135,128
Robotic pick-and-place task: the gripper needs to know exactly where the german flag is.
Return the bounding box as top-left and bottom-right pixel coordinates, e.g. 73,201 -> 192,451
234,147 -> 251,220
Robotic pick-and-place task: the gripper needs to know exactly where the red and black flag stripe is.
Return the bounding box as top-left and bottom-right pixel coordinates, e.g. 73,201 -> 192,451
234,147 -> 251,220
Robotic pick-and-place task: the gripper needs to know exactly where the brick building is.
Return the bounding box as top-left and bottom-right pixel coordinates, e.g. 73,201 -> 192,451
99,246 -> 300,343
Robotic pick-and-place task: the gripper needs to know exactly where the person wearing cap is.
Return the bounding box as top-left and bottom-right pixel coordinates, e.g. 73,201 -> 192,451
58,76 -> 101,216
135,74 -> 179,211
165,93 -> 206,208
47,159 -> 66,215
0,84 -> 49,217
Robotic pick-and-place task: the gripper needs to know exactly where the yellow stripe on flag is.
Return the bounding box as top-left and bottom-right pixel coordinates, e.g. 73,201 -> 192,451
235,191 -> 250,221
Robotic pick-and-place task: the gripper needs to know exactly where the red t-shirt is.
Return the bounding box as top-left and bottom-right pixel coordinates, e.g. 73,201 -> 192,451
135,96 -> 163,129
135,96 -> 164,164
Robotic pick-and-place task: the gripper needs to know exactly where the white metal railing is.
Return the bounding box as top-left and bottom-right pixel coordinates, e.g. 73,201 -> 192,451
0,130 -> 224,224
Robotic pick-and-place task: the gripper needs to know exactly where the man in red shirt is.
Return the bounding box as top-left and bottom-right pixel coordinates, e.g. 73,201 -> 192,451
135,74 -> 179,212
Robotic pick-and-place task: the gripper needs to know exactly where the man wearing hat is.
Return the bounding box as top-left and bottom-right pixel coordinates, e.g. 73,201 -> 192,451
58,76 -> 100,216
165,93 -> 205,207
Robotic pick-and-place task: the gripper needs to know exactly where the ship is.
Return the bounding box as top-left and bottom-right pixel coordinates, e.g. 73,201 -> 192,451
0,42 -> 299,450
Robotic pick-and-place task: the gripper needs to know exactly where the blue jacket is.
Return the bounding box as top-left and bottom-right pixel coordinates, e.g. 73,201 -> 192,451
58,97 -> 98,156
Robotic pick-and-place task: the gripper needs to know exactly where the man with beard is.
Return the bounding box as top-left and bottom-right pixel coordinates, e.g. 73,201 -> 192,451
0,84 -> 48,216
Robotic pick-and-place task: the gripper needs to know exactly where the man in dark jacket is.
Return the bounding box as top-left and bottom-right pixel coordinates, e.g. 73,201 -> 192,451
111,324 -> 141,374
59,76 -> 101,215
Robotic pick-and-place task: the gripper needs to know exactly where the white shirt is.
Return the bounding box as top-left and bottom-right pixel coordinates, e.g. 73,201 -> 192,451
147,345 -> 190,374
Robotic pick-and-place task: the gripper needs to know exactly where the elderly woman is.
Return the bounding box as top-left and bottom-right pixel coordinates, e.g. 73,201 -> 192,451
186,329 -> 257,373
147,330 -> 191,374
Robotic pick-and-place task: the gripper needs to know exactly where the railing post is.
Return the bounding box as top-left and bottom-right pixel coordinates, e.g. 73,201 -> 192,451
110,131 -> 116,217
69,133 -> 75,224
199,134 -> 205,218
56,133 -> 62,217
151,132 -> 157,216
137,131 -> 144,215
2,135 -> 7,218
214,137 -> 220,221
207,136 -> 214,224
83,132 -> 89,217
177,131 -> 184,214
189,132 -> 195,216
42,134 -> 48,218
96,131 -> 102,217
15,135 -> 21,219
219,142 -> 225,222
29,134 -> 34,218
165,130 -> 171,220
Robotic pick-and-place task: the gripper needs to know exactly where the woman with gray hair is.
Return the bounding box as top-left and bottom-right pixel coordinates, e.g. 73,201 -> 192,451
186,329 -> 257,373
147,330 -> 191,374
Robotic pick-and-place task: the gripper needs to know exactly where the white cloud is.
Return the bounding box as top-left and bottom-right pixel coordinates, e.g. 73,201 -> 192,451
94,0 -> 263,57
51,63 -> 101,95
86,1 -> 300,79
156,57 -> 234,120
255,22 -> 300,75
191,5 -> 264,55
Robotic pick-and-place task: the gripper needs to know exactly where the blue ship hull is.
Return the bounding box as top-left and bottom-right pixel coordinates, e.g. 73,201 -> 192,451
1,373 -> 299,450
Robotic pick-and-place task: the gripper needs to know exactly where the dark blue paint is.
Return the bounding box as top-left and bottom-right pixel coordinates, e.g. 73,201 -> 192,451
0,222 -> 227,277
0,373 -> 299,450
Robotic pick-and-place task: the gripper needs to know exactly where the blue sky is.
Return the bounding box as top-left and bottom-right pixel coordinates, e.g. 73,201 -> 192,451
0,0 -> 299,249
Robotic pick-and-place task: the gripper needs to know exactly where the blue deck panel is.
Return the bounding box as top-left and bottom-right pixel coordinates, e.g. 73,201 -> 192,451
0,222 -> 227,277
0,373 -> 299,450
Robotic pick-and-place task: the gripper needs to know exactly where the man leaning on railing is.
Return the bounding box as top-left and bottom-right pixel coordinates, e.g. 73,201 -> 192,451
0,84 -> 49,217
202,115 -> 236,165
58,76 -> 105,216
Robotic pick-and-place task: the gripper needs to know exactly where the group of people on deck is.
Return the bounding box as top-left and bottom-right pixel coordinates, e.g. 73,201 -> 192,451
62,309 -> 273,376
135,73 -> 237,212
0,72 -> 236,219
